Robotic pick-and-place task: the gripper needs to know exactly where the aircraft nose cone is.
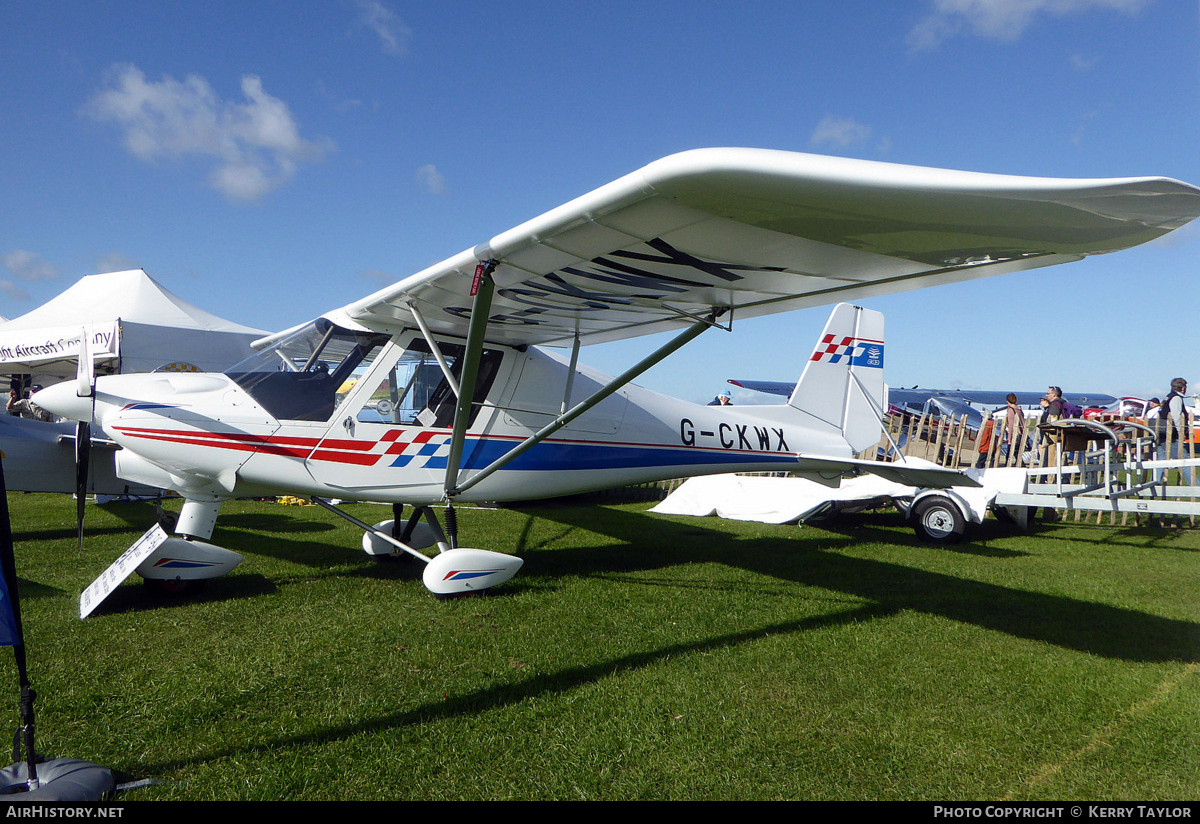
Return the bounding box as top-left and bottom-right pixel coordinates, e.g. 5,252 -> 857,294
32,382 -> 95,424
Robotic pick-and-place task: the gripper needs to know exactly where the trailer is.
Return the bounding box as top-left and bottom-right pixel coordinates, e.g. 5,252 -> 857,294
904,418 -> 1200,543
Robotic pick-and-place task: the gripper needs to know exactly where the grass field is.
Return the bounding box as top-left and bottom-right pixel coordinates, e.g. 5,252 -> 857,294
4,492 -> 1200,800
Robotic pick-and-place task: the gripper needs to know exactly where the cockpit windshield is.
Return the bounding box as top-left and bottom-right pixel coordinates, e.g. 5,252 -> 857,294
226,319 -> 390,422
354,339 -> 503,428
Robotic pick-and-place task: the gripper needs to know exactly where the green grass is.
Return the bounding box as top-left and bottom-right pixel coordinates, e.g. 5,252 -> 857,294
5,492 -> 1200,800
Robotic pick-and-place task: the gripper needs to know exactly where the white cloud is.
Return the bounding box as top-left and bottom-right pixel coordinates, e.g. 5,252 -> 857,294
1,250 -> 60,301
0,281 -> 28,301
907,0 -> 1151,51
94,253 -> 142,274
810,116 -> 873,149
352,0 -> 412,56
416,164 -> 448,195
3,250 -> 60,283
86,64 -> 334,202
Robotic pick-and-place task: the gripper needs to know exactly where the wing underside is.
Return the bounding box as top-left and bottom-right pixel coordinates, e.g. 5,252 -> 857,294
339,148 -> 1200,348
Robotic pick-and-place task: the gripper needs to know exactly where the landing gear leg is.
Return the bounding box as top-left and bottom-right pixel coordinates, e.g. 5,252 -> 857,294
445,503 -> 459,549
391,503 -> 403,541
138,498 -> 242,593
311,497 -> 522,597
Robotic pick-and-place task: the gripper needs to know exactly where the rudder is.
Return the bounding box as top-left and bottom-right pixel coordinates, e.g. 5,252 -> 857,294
788,304 -> 885,453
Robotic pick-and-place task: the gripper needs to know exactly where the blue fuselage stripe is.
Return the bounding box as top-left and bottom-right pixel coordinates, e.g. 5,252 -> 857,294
396,438 -> 796,472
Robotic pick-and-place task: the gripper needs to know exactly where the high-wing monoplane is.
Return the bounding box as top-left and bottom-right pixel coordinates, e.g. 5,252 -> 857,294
34,148 -> 1200,596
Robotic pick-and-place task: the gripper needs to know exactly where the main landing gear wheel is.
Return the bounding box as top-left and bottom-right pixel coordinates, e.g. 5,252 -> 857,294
362,520 -> 439,560
912,495 -> 966,544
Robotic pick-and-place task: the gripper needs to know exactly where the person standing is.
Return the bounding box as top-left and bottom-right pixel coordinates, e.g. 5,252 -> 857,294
6,386 -> 55,423
1037,387 -> 1065,468
1157,378 -> 1191,485
1000,393 -> 1024,466
1042,386 -> 1065,420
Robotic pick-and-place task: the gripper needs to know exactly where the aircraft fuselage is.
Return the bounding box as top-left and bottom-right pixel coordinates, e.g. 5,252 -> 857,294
47,328 -> 849,507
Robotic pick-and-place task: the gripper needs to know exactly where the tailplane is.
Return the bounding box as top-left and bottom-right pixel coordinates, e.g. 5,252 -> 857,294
788,304 -> 885,453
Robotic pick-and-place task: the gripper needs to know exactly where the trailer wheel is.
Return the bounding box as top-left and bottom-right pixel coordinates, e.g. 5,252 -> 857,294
912,496 -> 966,544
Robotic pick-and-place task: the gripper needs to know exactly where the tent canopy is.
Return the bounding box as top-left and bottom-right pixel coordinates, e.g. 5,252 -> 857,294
0,270 -> 266,377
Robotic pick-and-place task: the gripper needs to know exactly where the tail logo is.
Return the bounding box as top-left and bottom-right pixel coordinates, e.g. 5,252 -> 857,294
809,335 -> 884,368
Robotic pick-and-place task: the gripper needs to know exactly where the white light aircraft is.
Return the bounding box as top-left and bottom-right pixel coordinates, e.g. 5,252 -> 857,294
34,149 -> 1200,597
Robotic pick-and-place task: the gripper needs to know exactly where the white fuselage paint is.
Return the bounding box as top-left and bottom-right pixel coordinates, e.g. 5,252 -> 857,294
43,335 -> 852,507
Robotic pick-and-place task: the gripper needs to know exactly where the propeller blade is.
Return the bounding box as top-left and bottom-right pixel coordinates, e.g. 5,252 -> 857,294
75,421 -> 90,551
74,328 -> 95,550
76,328 -> 94,399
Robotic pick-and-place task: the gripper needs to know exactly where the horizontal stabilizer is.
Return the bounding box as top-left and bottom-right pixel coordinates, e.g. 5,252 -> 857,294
855,460 -> 979,489
796,455 -> 980,489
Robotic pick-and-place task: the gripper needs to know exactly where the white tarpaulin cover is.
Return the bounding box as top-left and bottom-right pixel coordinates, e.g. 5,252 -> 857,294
651,467 -> 1030,525
651,473 -> 915,524
0,269 -> 265,377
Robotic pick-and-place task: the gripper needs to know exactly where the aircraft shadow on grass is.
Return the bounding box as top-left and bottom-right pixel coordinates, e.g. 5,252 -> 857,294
1022,523 -> 1200,554
131,502 -> 1200,782
511,503 -> 1200,666
213,512 -> 346,569
138,589 -> 897,781
211,511 -> 338,536
83,574 -> 277,618
67,499 -> 1200,660
84,532 -> 422,618
22,503 -> 339,547
77,506 -> 419,617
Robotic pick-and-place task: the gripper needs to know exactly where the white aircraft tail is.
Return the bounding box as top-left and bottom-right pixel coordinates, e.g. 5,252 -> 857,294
788,304 -> 886,454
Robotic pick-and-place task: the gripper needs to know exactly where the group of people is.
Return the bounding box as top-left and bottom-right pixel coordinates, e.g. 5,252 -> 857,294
993,379 -> 1192,481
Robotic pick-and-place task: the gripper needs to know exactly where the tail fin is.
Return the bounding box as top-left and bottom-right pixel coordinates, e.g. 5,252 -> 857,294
788,303 -> 885,453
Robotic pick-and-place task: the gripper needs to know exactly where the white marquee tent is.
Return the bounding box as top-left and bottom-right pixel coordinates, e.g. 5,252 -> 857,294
0,269 -> 267,380
0,270 -> 269,495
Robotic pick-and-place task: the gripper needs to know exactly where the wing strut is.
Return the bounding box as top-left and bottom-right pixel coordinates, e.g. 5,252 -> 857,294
450,308 -> 724,500
406,300 -> 461,399
309,497 -> 435,562
443,260 -> 498,502
560,333 -> 581,414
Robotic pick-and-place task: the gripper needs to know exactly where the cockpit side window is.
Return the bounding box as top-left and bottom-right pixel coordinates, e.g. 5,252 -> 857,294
355,338 -> 502,429
227,319 -> 389,422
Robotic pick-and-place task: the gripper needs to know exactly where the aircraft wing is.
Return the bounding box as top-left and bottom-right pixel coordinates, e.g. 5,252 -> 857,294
729,382 -> 1120,410
890,389 -> 1120,408
337,148 -> 1200,347
888,389 -> 1119,409
728,379 -> 793,397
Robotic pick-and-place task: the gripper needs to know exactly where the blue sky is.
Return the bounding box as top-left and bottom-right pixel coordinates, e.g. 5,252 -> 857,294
2,0 -> 1197,403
